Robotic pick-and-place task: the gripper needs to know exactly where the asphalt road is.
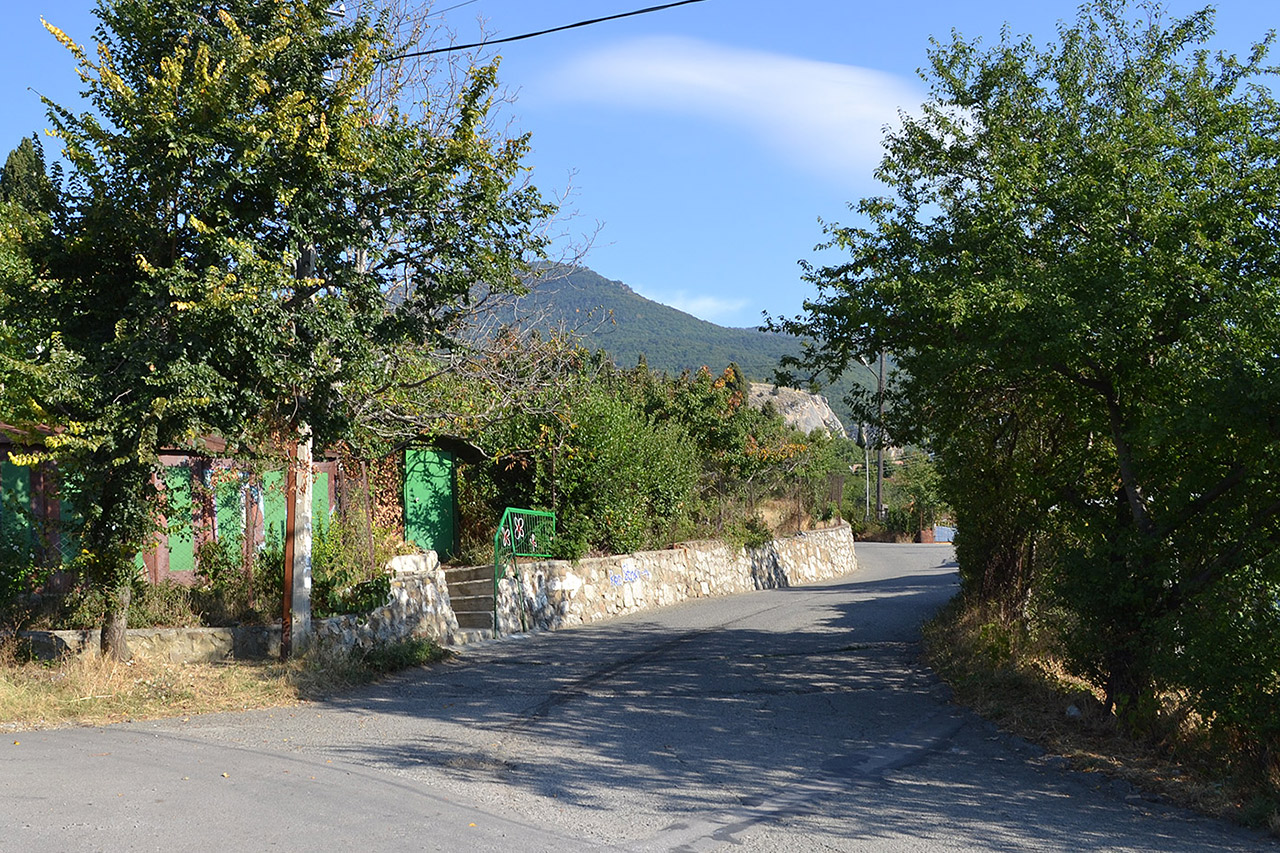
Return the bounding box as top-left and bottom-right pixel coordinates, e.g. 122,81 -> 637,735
3,543 -> 1274,851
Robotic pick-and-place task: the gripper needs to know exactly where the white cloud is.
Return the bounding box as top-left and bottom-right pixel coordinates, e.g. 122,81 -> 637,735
639,289 -> 750,324
539,36 -> 925,182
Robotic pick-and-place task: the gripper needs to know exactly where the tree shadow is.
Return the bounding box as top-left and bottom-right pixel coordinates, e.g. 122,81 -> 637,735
304,566 -> 1257,851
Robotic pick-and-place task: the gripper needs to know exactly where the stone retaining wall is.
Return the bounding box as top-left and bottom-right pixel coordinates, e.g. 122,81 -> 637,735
23,624 -> 280,663
497,522 -> 857,634
20,525 -> 857,661
21,552 -> 457,664
311,552 -> 458,654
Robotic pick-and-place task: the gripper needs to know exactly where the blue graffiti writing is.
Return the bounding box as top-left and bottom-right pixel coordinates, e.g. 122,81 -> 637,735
608,567 -> 652,586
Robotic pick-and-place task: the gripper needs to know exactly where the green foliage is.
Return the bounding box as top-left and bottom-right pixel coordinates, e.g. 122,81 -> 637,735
485,375 -> 702,558
127,578 -> 197,629
778,0 -> 1280,753
310,517 -> 398,617
357,637 -> 448,675
0,516 -> 48,625
47,583 -> 107,630
882,454 -> 949,536
0,136 -> 54,213
458,354 -> 845,560
724,516 -> 773,550
2,0 -> 552,654
192,537 -> 275,625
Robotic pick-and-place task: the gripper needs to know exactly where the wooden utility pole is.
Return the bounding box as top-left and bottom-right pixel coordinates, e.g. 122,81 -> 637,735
280,432 -> 314,659
876,351 -> 885,521
282,242 -> 318,660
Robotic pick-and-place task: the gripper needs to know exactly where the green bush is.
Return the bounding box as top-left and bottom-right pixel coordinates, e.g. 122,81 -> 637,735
193,537 -> 278,625
310,514 -> 401,617
725,516 -> 773,550
128,578 -> 199,628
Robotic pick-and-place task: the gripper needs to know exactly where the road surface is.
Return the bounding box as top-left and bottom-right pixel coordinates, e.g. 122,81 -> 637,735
3,543 -> 1273,851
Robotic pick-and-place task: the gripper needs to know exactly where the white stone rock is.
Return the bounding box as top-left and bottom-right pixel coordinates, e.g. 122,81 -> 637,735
548,572 -> 583,595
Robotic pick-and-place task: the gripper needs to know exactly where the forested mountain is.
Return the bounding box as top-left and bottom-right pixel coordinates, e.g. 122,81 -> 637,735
517,265 -> 869,429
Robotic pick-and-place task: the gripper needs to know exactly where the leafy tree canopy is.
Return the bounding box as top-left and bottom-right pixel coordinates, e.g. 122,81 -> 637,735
0,136 -> 55,213
1,0 -> 553,656
775,0 -> 1280,741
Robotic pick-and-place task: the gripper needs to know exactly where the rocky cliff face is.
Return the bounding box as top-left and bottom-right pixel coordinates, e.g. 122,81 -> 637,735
747,383 -> 847,438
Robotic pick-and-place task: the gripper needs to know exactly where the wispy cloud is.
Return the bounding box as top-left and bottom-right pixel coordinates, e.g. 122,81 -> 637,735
639,288 -> 750,324
539,37 -> 925,183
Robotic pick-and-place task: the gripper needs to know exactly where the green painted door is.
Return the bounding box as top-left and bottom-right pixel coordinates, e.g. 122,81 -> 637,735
404,449 -> 455,559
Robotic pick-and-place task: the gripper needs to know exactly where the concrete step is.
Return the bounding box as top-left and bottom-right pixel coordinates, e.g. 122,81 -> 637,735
445,565 -> 493,584
448,627 -> 496,646
449,577 -> 494,598
455,611 -> 494,631
449,592 -> 494,612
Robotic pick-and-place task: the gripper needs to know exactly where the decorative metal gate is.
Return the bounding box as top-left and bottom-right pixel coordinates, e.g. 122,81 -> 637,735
493,508 -> 555,632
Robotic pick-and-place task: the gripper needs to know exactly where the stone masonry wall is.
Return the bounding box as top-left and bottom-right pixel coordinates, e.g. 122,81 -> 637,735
310,552 -> 459,655
497,522 -> 858,634
22,525 -> 856,661
23,552 -> 458,663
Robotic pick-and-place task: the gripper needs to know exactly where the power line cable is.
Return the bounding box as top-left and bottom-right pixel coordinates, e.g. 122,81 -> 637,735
431,0 -> 480,16
383,0 -> 707,61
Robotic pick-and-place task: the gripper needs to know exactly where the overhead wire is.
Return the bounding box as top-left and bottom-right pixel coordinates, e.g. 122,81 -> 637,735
383,0 -> 707,61
430,0 -> 480,15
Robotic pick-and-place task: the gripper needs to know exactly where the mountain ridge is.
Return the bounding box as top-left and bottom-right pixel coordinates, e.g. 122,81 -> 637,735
520,265 -> 867,429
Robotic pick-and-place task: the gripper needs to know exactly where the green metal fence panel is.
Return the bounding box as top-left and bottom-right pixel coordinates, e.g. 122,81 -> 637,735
260,468 -> 329,552
312,470 -> 330,536
495,508 -> 555,559
214,473 -> 243,548
163,465 -> 196,574
404,448 -> 455,559
56,495 -> 81,567
262,470 -> 287,552
0,459 -> 34,560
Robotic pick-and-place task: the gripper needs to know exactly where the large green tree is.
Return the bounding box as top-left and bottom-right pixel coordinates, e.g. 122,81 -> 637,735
0,136 -> 55,213
1,0 -> 552,657
775,0 -> 1280,740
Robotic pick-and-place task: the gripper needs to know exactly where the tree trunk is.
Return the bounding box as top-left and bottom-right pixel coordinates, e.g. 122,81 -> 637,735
100,580 -> 132,661
1103,643 -> 1156,734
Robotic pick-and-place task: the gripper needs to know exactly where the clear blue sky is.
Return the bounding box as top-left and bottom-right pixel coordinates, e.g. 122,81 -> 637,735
2,1 -> 1273,327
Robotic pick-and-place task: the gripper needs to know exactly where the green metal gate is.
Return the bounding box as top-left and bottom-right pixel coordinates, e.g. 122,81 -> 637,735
493,507 -> 555,631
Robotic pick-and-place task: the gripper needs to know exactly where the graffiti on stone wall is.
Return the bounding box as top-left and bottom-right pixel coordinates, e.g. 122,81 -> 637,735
609,566 -> 651,586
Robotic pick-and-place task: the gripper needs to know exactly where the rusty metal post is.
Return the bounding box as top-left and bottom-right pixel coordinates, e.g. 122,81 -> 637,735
361,458 -> 377,575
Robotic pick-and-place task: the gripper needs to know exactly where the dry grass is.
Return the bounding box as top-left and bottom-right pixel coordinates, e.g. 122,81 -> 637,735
922,599 -> 1279,835
0,635 -> 447,733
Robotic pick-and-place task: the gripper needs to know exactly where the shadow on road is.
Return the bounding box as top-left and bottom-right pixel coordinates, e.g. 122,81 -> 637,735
292,554 -> 1257,851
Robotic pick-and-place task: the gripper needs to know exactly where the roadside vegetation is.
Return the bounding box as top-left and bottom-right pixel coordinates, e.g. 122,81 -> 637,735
774,0 -> 1280,833
0,633 -> 446,733
924,602 -> 1280,835
0,0 -> 556,659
